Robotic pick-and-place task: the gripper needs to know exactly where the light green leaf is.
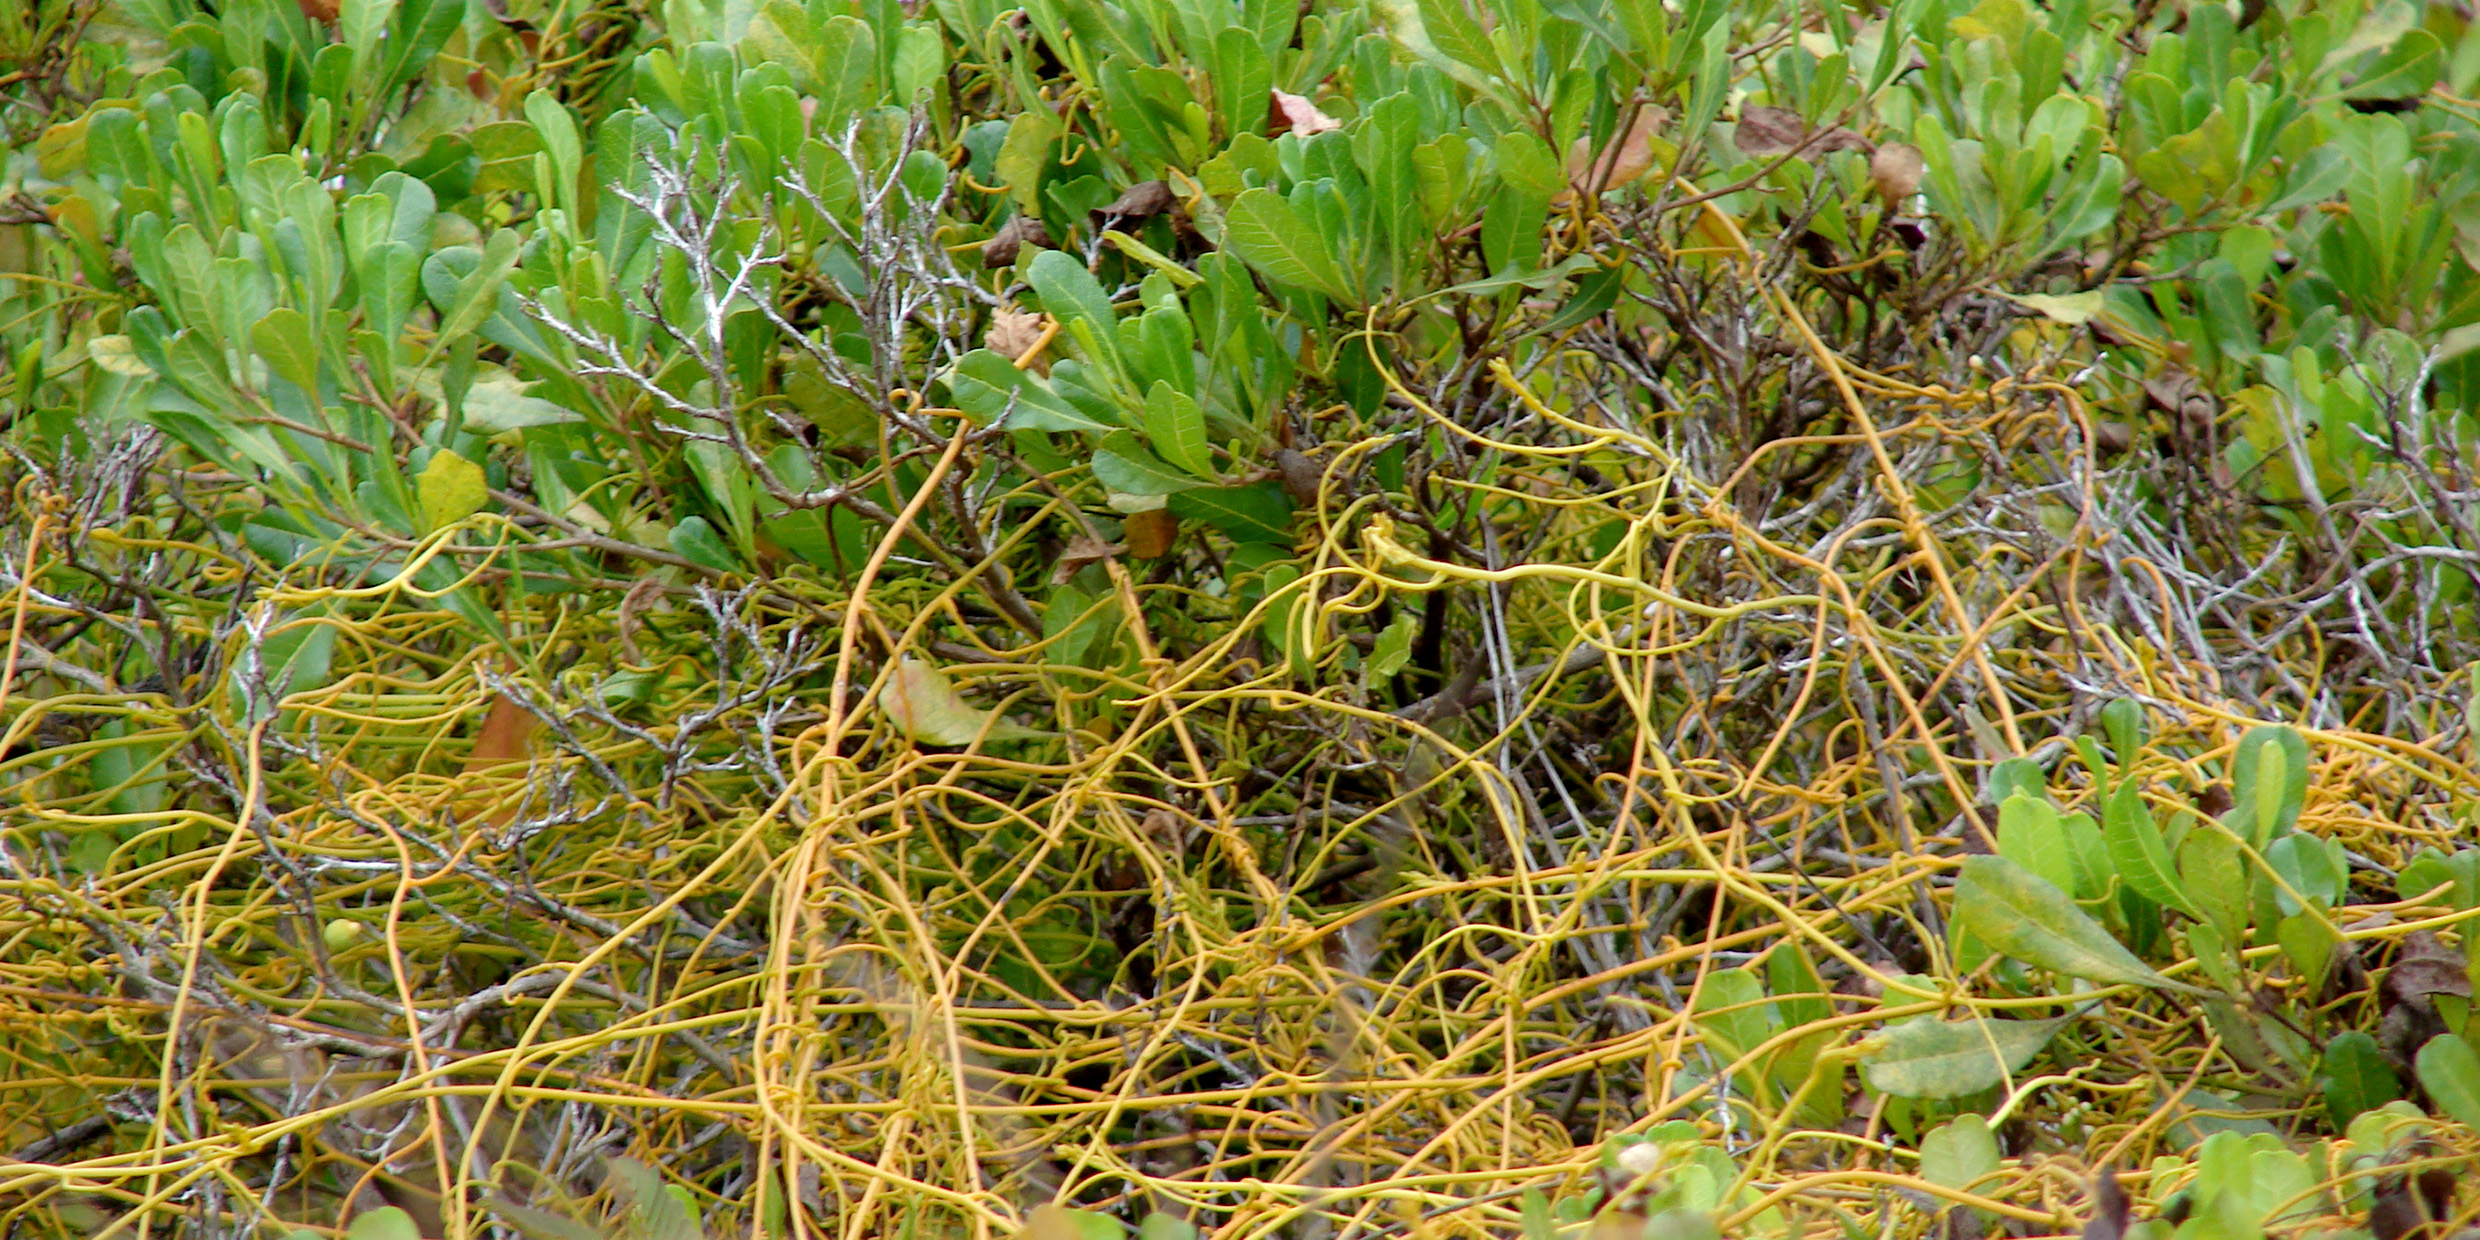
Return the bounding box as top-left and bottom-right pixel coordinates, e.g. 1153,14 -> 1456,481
1093,434 -> 1205,495
452,371 -> 583,433
417,450 -> 488,531
2103,782 -> 2199,918
250,308 -> 320,395
2415,1033 -> 2480,1128
1954,855 -> 2201,992
342,1207 -> 422,1240
1918,1114 -> 2000,1192
946,350 -> 1112,434
996,108 -> 1062,216
88,334 -> 154,377
879,657 -> 1048,746
1026,250 -> 1121,359
1861,1013 -> 2069,1098
1366,612 -> 1418,680
1143,382 -> 1215,479
1220,189 -> 1355,302
2005,290 -> 2102,324
1997,792 -> 2076,898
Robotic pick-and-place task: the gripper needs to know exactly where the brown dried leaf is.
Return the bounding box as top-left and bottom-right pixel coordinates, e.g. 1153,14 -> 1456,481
1125,507 -> 1180,558
468,692 -> 536,767
1276,448 -> 1322,506
984,307 -> 1050,362
1268,89 -> 1342,136
1051,533 -> 1127,584
1872,142 -> 1926,201
1094,180 -> 1176,223
1562,107 -> 1669,200
298,0 -> 339,22
1815,128 -> 1874,155
616,576 -> 665,664
980,214 -> 1053,268
1733,106 -> 1809,159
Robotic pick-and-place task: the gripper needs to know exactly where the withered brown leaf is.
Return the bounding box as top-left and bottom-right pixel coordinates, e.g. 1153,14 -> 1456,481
1872,142 -> 1927,202
984,307 -> 1050,362
1051,533 -> 1127,584
981,214 -> 1054,268
1562,106 -> 1669,201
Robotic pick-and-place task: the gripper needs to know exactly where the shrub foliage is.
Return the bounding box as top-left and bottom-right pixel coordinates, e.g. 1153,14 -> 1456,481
3,0 -> 2480,1236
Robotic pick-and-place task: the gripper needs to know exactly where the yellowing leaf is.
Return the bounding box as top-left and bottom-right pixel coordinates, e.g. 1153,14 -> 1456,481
88,334 -> 153,377
878,657 -> 1048,746
2006,291 -> 2103,324
418,450 -> 489,531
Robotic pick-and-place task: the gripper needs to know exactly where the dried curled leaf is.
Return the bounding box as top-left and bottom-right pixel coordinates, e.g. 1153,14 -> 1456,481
1871,142 -> 1926,202
1051,533 -> 1126,584
1562,107 -> 1668,201
984,307 -> 1051,363
1732,106 -> 1810,158
1093,180 -> 1176,224
878,657 -> 1049,746
1734,106 -> 1869,163
981,214 -> 1053,268
1268,89 -> 1341,136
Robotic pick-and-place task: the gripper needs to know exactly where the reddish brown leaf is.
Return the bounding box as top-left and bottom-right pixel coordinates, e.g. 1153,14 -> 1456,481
1268,89 -> 1342,136
1124,507 -> 1179,558
298,0 -> 339,22
468,692 -> 536,767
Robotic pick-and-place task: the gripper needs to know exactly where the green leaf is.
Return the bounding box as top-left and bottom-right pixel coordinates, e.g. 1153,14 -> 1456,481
2176,825 -> 2248,940
250,309 -> 321,395
1143,382 -> 1216,479
2229,724 -> 2308,845
1026,250 -> 1121,362
666,515 -> 742,572
1139,1214 -> 1199,1240
1414,0 -> 1502,77
996,108 -> 1062,216
2103,781 -> 2199,917
416,450 -> 488,531
946,350 -> 1112,434
1918,1114 -> 1999,1192
1221,188 -> 1355,302
1366,611 -> 1418,680
1093,433 -> 1204,495
2414,1033 -> 2480,1127
1954,855 -> 2199,992
1861,1013 -> 2069,1098
454,371 -> 582,433
1690,967 -> 1775,1065
1167,483 -> 1294,544
1997,792 -> 2076,898
892,24 -> 944,100
2320,1031 -> 2400,1130
343,1207 -> 423,1240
